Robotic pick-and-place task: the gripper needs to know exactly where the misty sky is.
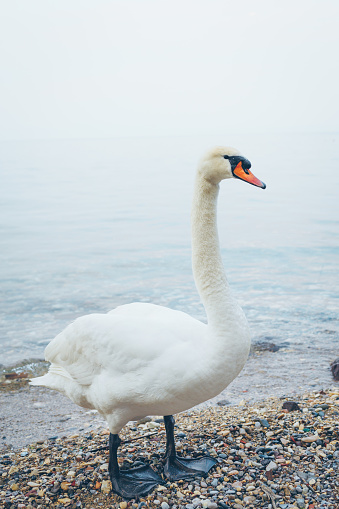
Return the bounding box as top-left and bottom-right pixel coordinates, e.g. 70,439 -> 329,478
0,0 -> 338,140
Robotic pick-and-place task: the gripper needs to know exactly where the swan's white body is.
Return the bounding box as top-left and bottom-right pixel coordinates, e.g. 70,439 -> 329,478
31,146 -> 256,434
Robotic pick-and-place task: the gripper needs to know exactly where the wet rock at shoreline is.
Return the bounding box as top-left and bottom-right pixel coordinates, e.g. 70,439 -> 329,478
250,340 -> 285,354
330,358 -> 339,381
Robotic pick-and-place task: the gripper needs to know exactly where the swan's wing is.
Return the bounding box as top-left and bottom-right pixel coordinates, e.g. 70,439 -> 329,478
45,304 -> 206,387
44,315 -> 108,385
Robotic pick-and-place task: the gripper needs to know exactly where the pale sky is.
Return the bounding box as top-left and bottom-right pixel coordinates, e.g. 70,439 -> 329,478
0,0 -> 338,140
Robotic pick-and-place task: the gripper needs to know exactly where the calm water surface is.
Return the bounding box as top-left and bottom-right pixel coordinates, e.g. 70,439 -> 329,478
1,134 -> 338,368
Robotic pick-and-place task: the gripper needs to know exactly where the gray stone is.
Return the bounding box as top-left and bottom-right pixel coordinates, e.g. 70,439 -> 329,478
218,503 -> 229,509
282,401 -> 301,412
330,358 -> 339,380
217,399 -> 231,406
266,461 -> 278,471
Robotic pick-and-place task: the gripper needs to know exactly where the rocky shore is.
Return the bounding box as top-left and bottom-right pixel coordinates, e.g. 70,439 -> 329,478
1,388 -> 338,509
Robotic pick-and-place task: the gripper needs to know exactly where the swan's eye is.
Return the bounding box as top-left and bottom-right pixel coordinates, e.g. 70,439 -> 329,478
223,155 -> 229,159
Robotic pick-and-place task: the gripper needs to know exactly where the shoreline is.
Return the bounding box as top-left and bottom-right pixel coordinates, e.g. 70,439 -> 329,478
0,388 -> 338,509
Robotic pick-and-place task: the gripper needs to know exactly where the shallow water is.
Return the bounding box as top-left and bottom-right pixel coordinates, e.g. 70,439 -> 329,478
0,133 -> 338,372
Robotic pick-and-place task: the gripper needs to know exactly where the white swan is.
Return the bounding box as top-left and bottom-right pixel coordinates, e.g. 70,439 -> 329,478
30,146 -> 266,498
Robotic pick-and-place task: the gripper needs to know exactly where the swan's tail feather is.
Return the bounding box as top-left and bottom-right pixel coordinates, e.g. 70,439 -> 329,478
48,364 -> 74,380
30,363 -> 73,388
30,374 -> 54,387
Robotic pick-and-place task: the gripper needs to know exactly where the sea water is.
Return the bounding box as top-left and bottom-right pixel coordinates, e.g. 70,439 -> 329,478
0,133 -> 338,373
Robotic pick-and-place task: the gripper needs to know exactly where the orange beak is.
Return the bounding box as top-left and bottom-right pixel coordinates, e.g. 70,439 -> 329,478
233,162 -> 266,189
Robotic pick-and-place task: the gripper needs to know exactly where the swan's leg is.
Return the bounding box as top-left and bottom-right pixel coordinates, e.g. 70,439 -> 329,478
163,415 -> 217,481
108,433 -> 162,499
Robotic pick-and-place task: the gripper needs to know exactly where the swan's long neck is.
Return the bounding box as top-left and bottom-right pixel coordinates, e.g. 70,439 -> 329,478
191,174 -> 238,332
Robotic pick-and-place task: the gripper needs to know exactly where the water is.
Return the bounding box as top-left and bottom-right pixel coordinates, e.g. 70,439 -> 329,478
1,133 -> 338,370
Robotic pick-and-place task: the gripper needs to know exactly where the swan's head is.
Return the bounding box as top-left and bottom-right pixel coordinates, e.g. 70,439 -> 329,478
199,146 -> 266,189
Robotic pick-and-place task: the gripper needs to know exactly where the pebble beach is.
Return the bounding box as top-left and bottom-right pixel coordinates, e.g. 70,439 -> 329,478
1,387 -> 338,509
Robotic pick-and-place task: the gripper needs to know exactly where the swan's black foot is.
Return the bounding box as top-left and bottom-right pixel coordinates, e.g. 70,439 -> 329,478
164,455 -> 217,481
162,415 -> 217,481
108,433 -> 161,499
110,463 -> 162,499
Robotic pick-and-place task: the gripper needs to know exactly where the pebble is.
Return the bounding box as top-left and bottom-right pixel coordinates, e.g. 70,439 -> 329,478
243,495 -> 256,503
228,469 -> 239,476
265,461 -> 278,471
58,498 -> 71,504
101,480 -> 112,494
301,434 -> 319,443
259,418 -> 269,427
282,400 -> 301,412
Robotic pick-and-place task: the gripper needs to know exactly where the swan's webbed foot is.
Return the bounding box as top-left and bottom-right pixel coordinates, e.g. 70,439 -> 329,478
110,464 -> 162,499
109,433 -> 161,499
163,415 -> 216,481
164,455 -> 217,481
